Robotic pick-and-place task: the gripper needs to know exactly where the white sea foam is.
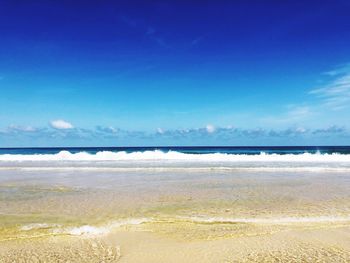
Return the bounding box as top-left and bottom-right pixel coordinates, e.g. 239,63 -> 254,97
50,218 -> 150,236
185,215 -> 350,224
20,223 -> 62,231
59,225 -> 110,236
1,150 -> 350,163
2,151 -> 350,171
22,216 -> 350,237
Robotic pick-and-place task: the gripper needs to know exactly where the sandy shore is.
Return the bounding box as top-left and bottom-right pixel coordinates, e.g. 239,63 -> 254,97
1,168 -> 350,261
1,224 -> 350,262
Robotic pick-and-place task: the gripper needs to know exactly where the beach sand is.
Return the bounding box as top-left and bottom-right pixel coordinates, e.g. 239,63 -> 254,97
1,168 -> 350,262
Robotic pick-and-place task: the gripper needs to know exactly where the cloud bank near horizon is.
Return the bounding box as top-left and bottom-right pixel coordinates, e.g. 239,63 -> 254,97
0,121 -> 348,147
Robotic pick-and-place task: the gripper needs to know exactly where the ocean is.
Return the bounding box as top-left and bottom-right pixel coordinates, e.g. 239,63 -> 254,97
1,146 -> 350,155
1,146 -> 350,261
1,146 -> 350,170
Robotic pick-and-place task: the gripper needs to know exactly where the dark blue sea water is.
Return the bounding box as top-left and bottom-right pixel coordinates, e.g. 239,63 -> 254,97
0,146 -> 349,155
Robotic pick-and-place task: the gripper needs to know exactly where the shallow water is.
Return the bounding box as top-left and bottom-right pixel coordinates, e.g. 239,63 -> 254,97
1,158 -> 350,261
1,169 -> 350,228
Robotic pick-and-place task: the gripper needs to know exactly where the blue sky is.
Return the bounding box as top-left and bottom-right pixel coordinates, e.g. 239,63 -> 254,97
1,1 -> 350,146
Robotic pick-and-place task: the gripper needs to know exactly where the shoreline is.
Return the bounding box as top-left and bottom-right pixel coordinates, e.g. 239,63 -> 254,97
1,222 -> 350,262
1,165 -> 350,261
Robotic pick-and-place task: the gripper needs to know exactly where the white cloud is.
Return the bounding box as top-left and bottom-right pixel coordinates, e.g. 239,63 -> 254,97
50,120 -> 74,130
106,126 -> 119,133
206,124 -> 215,133
261,63 -> 350,127
295,127 -> 307,133
310,67 -> 350,110
1,123 -> 348,143
96,126 -> 119,134
157,128 -> 164,134
312,125 -> 346,135
7,125 -> 37,132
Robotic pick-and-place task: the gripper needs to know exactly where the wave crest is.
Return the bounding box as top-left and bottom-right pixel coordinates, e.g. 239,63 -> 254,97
1,150 -> 350,163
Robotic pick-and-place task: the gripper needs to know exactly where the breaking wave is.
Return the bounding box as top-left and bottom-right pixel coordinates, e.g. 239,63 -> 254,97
1,150 -> 350,171
1,150 -> 350,162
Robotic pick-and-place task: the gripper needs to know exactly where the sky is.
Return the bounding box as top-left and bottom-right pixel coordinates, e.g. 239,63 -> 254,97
1,0 -> 350,147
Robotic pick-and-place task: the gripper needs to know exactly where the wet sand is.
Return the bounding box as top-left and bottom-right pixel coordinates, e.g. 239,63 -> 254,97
1,168 -> 350,262
1,223 -> 350,262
